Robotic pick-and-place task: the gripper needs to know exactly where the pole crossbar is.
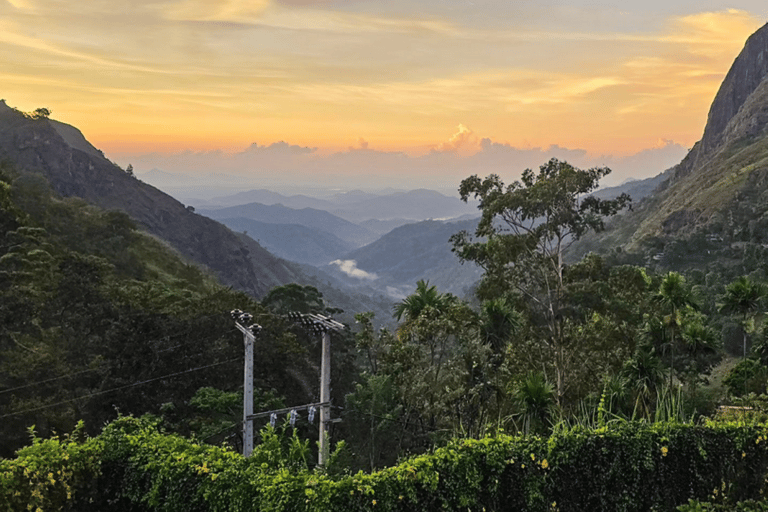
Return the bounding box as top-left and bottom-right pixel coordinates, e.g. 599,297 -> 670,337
246,401 -> 330,421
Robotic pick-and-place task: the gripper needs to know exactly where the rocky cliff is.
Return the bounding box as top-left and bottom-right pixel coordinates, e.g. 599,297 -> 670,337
567,22 -> 768,258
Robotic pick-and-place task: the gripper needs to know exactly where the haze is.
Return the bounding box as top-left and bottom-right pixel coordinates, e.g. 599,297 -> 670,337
2,0 -> 767,191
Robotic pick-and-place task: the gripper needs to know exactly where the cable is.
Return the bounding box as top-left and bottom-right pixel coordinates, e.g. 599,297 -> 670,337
0,326 -> 242,396
334,406 -> 443,434
0,366 -> 105,395
0,358 -> 240,419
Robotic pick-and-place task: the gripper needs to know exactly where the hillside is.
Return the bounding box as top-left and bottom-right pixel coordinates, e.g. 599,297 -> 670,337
218,217 -> 355,266
0,101 -> 302,298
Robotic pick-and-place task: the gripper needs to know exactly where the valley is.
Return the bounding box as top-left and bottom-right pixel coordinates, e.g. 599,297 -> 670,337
5,13 -> 768,512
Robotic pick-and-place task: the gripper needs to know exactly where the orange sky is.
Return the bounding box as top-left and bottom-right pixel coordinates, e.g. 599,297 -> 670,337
1,1 -> 767,181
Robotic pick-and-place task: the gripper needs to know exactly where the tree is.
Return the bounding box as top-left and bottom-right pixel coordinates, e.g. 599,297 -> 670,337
451,159 -> 630,405
653,272 -> 699,387
30,108 -> 50,119
393,279 -> 454,324
718,276 -> 766,360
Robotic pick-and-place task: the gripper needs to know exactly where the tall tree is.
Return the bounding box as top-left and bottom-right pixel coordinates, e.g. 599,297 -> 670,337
654,272 -> 699,387
451,159 -> 630,404
718,275 -> 766,360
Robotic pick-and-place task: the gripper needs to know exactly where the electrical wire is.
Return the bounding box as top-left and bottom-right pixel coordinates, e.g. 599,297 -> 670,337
0,357 -> 240,419
0,325 -> 241,396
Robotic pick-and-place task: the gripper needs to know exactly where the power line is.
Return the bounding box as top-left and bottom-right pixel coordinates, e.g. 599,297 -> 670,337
0,366 -> 105,395
0,358 -> 239,419
0,325 -> 242,396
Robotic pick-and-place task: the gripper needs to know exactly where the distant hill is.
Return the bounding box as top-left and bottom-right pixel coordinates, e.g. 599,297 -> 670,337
332,218 -> 484,299
591,170 -> 671,202
199,202 -> 378,247
215,217 -> 355,266
209,189 -> 337,210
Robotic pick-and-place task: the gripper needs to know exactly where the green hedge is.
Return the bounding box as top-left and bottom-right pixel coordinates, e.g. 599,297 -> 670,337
3,417 -> 768,511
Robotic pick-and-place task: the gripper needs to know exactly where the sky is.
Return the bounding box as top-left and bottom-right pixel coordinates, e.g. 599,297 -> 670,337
2,0 -> 768,192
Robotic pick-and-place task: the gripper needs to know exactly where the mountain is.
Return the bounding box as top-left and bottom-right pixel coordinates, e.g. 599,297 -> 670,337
214,217 -> 355,266
569,23 -> 768,261
329,189 -> 478,222
590,169 -> 672,202
0,102 -> 395,321
198,202 -> 378,247
332,218 -> 484,299
0,101 -> 307,297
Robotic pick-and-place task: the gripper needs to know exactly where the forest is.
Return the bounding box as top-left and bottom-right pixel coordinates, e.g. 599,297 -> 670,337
3,158 -> 768,511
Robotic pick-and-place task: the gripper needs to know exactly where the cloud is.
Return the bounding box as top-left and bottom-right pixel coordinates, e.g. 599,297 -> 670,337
329,260 -> 378,280
164,0 -> 271,21
241,141 -> 316,156
435,124 -> 478,153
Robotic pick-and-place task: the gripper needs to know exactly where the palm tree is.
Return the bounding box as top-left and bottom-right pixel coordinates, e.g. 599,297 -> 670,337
621,347 -> 664,420
393,279 -> 453,323
513,372 -> 555,435
479,297 -> 521,357
654,272 -> 698,387
718,276 -> 766,360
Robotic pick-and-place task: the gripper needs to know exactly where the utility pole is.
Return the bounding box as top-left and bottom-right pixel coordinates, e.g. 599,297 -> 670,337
319,329 -> 331,467
231,310 -> 261,458
288,312 -> 344,468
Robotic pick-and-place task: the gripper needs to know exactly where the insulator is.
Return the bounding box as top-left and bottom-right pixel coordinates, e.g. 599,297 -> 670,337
289,409 -> 297,427
308,406 -> 316,424
230,309 -> 243,319
269,413 -> 277,427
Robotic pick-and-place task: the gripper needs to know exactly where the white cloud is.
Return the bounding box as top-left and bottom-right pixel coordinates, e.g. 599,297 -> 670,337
329,259 -> 378,280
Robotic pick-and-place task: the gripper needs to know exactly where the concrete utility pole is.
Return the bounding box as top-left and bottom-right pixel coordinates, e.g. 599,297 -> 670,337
288,312 -> 344,468
319,329 -> 331,467
231,310 -> 261,458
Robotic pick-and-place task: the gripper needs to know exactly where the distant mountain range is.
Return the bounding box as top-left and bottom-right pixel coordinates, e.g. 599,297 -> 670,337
199,202 -> 378,248
192,186 -> 479,223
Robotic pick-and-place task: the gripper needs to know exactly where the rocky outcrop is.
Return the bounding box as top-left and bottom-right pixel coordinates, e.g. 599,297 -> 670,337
674,23 -> 768,180
701,23 -> 768,152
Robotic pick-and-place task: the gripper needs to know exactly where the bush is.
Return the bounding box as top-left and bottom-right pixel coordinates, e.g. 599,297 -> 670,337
5,416 -> 768,511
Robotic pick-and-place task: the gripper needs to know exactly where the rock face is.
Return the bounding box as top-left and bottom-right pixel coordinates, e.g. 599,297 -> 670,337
567,23 -> 768,255
0,101 -> 301,297
676,23 -> 768,179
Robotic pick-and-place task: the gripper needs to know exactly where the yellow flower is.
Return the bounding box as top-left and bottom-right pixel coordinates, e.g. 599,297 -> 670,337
521,464 -> 526,469
661,446 -> 668,457
372,499 -> 377,506
541,459 -> 549,469
530,453 -> 536,461
743,452 -> 747,458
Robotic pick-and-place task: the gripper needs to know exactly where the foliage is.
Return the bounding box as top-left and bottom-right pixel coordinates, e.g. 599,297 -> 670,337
451,159 -> 631,404
0,164 -> 336,457
6,415 -> 768,512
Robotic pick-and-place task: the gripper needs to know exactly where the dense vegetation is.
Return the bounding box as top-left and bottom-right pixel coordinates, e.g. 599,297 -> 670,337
4,415 -> 768,511
0,162 -> 357,459
5,158 -> 768,509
